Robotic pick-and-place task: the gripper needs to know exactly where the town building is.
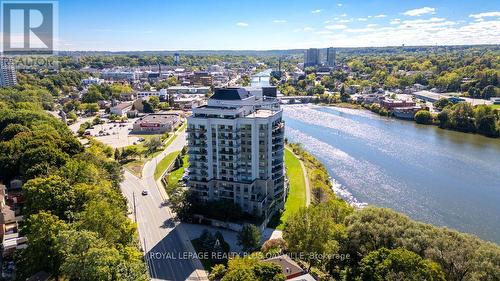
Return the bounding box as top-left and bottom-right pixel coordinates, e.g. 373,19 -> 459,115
100,71 -> 137,81
137,89 -> 167,99
187,87 -> 286,222
132,113 -> 180,134
263,254 -> 315,280
0,57 -> 17,88
191,71 -> 213,86
0,184 -> 27,257
110,102 -> 133,116
326,47 -> 336,67
304,48 -> 320,68
167,86 -> 210,95
380,99 -> 416,110
81,77 -> 103,86
173,95 -> 206,110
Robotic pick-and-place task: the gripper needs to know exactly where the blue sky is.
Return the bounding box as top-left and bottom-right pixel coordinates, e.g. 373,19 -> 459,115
56,0 -> 500,51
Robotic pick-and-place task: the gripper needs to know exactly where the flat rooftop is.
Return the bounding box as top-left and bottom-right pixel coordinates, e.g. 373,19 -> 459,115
245,109 -> 274,118
136,114 -> 178,124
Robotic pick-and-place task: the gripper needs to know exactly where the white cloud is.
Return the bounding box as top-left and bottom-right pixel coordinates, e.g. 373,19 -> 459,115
469,11 -> 500,19
311,9 -> 322,14
339,19 -> 351,23
301,18 -> 500,48
402,17 -> 445,24
293,27 -> 314,32
390,19 -> 401,24
367,24 -> 378,27
325,24 -> 347,30
358,18 -> 367,21
337,3 -> 343,7
273,19 -> 287,23
340,13 -> 347,17
236,22 -> 248,27
403,7 -> 435,16
316,30 -> 334,35
374,14 -> 387,18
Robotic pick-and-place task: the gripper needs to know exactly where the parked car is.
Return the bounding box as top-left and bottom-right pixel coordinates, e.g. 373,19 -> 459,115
141,190 -> 148,196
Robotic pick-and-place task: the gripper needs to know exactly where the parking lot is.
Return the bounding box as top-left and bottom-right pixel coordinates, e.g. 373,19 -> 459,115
85,118 -> 145,148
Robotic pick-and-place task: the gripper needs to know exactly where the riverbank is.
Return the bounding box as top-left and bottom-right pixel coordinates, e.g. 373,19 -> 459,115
283,105 -> 500,243
279,140 -> 500,280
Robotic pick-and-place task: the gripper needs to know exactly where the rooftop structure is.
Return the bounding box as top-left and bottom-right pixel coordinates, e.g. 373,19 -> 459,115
132,113 -> 180,134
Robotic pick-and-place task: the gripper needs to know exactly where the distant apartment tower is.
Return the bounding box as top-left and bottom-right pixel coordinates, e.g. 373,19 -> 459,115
326,47 -> 336,67
0,57 -> 17,87
174,53 -> 180,65
304,48 -> 320,68
187,88 -> 286,221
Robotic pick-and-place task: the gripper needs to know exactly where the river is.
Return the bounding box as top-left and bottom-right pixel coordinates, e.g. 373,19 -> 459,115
282,104 -> 500,243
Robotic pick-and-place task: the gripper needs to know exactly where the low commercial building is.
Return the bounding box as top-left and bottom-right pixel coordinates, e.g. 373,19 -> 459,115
137,89 -> 167,99
167,86 -> 210,95
132,113 -> 180,134
173,95 -> 206,110
191,71 -> 213,86
110,102 -> 132,116
82,77 -> 103,86
380,99 -> 416,110
100,71 -> 137,81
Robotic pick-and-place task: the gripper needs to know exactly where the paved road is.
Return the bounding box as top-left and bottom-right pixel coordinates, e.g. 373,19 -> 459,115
121,131 -> 209,281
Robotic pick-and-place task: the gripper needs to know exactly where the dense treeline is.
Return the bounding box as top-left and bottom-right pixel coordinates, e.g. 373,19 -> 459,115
0,98 -> 147,279
216,143 -> 500,280
279,145 -> 500,281
342,48 -> 499,96
436,102 -> 500,137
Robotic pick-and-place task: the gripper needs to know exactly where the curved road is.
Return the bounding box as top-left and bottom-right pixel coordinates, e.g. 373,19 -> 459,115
120,130 -> 209,281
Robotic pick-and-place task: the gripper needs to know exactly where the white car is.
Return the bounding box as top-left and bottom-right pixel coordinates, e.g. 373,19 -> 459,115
141,190 -> 148,196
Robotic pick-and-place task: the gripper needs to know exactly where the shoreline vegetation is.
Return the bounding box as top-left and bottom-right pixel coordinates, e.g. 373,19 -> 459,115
274,142 -> 500,280
291,100 -> 500,138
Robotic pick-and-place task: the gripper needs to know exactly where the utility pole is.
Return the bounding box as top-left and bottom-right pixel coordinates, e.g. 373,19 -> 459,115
133,191 -> 137,222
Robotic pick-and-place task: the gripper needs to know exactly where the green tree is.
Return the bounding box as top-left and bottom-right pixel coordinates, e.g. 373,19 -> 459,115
23,175 -> 76,219
474,105 -> 499,137
433,98 -> 452,110
414,110 -> 433,125
359,248 -> 446,281
16,212 -> 69,280
284,203 -> 346,270
149,96 -> 160,109
145,136 -> 163,154
76,199 -> 136,246
237,224 -> 261,253
82,86 -> 104,103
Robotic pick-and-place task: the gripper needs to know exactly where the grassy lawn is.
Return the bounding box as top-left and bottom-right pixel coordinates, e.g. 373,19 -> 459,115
123,121 -> 185,177
123,159 -> 144,178
490,104 -> 500,110
154,151 -> 181,180
274,148 -> 307,230
167,155 -> 189,187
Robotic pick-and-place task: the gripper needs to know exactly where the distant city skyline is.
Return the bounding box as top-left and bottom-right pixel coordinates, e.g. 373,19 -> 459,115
53,0 -> 500,51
